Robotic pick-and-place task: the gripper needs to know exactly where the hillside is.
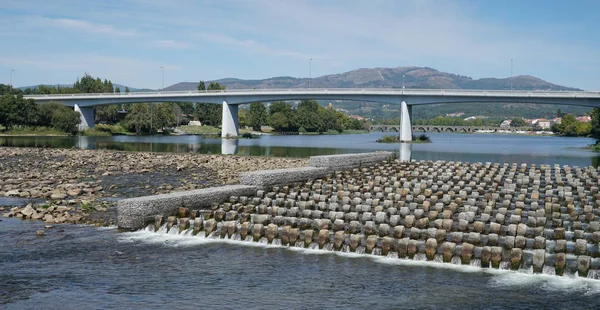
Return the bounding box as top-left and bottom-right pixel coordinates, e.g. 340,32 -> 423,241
164,66 -> 587,120
165,66 -> 581,91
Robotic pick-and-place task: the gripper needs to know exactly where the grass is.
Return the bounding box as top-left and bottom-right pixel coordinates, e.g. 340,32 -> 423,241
178,125 -> 221,135
81,129 -> 112,136
341,129 -> 370,134
589,144 -> 600,152
0,126 -> 69,136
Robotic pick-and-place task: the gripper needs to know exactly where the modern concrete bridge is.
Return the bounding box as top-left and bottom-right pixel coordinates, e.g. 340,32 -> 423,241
24,89 -> 600,140
370,125 -> 532,133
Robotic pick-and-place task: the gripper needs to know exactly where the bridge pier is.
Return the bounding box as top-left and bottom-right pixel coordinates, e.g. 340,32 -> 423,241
399,142 -> 412,162
399,101 -> 412,142
221,101 -> 239,138
74,104 -> 94,131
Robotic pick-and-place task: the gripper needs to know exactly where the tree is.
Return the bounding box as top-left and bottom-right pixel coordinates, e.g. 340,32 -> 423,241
198,81 -> 206,91
51,108 -> 80,133
115,87 -> 121,93
124,103 -> 151,134
172,104 -> 183,127
298,100 -> 319,112
0,94 -> 39,129
154,102 -> 176,131
125,87 -> 130,94
295,100 -> 323,132
195,103 -> 221,126
268,112 -> 290,131
37,102 -> 65,127
74,74 -> 113,93
238,109 -> 249,128
591,108 -> 600,143
177,102 -> 195,116
207,82 -> 225,91
510,118 -> 527,127
269,101 -> 292,115
248,102 -> 268,131
96,105 -> 119,124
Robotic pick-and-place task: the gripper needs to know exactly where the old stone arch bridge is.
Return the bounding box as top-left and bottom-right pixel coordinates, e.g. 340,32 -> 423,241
369,125 -> 532,133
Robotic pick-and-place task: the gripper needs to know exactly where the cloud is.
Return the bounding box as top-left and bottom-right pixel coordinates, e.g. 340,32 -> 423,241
150,40 -> 190,49
35,17 -> 138,37
1,0 -> 598,89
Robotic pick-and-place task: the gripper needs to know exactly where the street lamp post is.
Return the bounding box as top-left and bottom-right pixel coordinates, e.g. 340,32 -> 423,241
402,74 -> 405,89
510,59 -> 513,91
309,58 -> 312,89
310,58 -> 313,88
9,69 -> 14,87
160,66 -> 164,92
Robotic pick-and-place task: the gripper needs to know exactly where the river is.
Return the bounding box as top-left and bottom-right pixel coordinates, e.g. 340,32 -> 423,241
1,132 -> 599,166
2,132 -> 600,309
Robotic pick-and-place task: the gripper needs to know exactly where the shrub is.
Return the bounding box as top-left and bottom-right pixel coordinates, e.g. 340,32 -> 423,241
376,135 -> 399,143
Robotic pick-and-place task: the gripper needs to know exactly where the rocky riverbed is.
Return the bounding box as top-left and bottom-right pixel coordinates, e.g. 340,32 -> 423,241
153,159 -> 600,278
0,147 -> 308,226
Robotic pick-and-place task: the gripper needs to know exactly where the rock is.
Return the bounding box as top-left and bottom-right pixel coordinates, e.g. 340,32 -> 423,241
43,214 -> 55,223
510,248 -> 523,270
461,242 -> 474,264
442,242 -> 456,263
575,239 -> 587,255
36,230 -> 45,237
425,238 -> 437,261
4,190 -> 19,197
50,193 -> 67,200
578,255 -> 591,277
317,229 -> 329,249
20,204 -> 35,218
532,249 -> 545,273
349,234 -> 361,252
67,188 -> 82,196
334,231 -> 345,251
205,219 -> 217,237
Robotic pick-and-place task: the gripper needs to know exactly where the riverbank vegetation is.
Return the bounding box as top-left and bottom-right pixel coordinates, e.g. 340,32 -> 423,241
1,76 -> 369,137
551,113 -> 591,137
1,86 -> 81,134
376,134 -> 431,143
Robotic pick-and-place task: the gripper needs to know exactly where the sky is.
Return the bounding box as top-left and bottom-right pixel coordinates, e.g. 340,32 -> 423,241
1,0 -> 599,90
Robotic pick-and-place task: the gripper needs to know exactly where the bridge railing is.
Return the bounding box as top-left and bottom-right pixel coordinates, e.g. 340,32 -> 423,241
23,88 -> 600,99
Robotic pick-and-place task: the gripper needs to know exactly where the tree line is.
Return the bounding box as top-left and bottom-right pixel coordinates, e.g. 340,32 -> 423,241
192,81 -> 366,133
0,84 -> 80,133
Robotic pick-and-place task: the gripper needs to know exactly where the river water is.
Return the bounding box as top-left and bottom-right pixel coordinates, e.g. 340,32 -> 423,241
2,132 -> 600,309
1,132 -> 599,166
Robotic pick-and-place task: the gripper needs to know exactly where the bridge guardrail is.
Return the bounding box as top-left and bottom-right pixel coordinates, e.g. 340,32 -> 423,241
24,88 -> 600,100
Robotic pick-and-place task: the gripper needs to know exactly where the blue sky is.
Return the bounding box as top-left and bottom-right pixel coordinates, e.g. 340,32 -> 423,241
1,0 -> 599,90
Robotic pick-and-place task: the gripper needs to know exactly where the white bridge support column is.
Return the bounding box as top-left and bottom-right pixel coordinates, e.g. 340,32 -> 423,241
74,104 -> 95,131
399,101 -> 412,142
399,142 -> 412,162
221,101 -> 239,138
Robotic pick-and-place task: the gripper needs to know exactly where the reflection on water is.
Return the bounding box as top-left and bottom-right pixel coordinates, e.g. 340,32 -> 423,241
221,139 -> 238,155
1,132 -> 599,167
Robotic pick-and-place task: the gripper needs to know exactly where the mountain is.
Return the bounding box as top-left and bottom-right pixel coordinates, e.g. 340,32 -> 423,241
164,66 -> 581,91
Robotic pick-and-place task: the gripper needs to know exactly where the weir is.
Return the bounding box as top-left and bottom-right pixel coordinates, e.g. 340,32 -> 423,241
119,153 -> 600,279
